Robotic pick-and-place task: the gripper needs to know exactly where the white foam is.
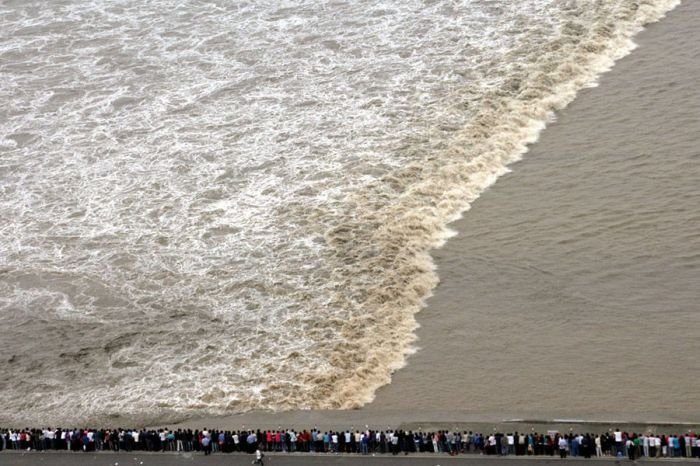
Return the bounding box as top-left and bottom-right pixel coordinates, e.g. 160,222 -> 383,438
0,0 -> 681,425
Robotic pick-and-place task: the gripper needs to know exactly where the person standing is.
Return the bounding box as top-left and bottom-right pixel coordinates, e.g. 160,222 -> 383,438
583,434 -> 592,458
642,434 -> 649,457
253,448 -> 265,465
331,431 -> 339,453
613,429 -> 623,457
649,434 -> 656,457
558,436 -> 568,459
201,434 -> 211,455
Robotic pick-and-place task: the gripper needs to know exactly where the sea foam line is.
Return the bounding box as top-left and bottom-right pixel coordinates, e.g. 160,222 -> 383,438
315,0 -> 682,410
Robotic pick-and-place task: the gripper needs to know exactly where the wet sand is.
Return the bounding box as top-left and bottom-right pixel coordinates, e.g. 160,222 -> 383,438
170,0 -> 700,429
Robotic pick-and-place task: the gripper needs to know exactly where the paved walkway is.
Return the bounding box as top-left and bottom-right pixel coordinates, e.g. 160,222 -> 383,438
2,451 -> 699,466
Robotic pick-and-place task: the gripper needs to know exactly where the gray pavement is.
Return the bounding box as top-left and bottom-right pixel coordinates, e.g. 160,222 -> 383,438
2,452 -> 699,466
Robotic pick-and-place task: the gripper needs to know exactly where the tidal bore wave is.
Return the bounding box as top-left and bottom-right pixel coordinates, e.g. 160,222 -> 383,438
0,0 -> 680,425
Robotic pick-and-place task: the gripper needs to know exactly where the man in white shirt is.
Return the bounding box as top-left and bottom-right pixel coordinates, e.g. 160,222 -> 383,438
343,431 -> 351,453
559,436 -> 568,458
253,448 -> 265,465
289,430 -> 297,452
44,429 -> 54,451
614,429 -> 623,456
390,431 -> 399,454
87,430 -> 94,449
331,432 -> 339,453
507,434 -> 514,455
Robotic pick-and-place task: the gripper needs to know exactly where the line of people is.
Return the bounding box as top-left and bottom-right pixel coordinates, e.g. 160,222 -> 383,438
2,426 -> 700,459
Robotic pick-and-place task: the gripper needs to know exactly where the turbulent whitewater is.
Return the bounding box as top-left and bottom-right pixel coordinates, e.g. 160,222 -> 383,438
0,0 -> 679,425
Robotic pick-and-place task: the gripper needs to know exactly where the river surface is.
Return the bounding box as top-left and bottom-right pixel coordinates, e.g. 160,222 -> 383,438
0,0 -> 693,425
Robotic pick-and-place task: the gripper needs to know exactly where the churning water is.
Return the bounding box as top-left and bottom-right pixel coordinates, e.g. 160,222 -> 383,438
0,0 -> 680,425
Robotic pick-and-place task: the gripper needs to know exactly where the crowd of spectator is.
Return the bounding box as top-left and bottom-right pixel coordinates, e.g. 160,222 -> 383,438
2,426 -> 700,459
